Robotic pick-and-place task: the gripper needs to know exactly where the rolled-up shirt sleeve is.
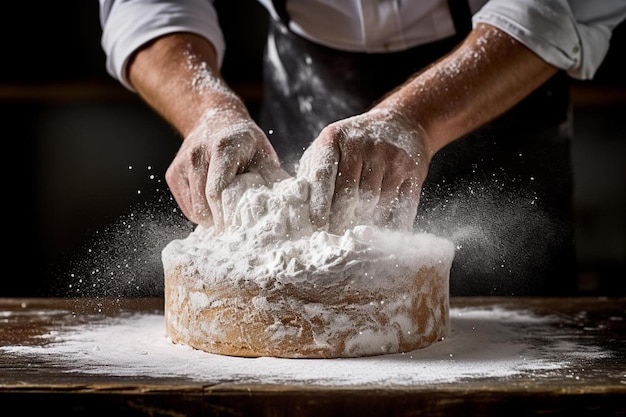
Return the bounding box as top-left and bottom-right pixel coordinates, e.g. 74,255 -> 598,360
473,0 -> 626,80
99,0 -> 225,91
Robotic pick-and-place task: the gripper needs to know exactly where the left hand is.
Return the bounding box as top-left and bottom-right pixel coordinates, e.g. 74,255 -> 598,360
300,107 -> 430,234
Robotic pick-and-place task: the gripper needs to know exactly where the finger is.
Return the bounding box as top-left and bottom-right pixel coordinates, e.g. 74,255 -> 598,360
188,160 -> 214,227
355,163 -> 383,227
205,151 -> 242,232
387,177 -> 420,232
329,144 -> 362,233
166,150 -> 215,227
307,143 -> 340,229
165,163 -> 202,225
373,171 -> 405,229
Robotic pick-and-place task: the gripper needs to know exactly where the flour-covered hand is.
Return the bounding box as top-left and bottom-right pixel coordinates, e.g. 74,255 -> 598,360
301,108 -> 429,233
165,107 -> 289,230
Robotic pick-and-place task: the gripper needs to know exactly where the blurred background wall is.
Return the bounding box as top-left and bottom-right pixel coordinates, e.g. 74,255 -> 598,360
1,1 -> 624,297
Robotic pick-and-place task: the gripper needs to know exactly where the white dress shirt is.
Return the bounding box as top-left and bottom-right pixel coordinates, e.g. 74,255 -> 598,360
99,0 -> 626,90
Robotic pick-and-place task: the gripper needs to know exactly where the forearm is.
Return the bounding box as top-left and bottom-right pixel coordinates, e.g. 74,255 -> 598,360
127,32 -> 245,137
375,23 -> 559,160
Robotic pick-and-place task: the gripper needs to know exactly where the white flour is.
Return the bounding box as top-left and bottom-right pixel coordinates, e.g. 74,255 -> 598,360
163,144 -> 455,287
1,306 -> 610,385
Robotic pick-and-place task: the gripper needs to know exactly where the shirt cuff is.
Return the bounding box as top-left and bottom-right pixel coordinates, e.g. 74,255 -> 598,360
473,0 -> 612,80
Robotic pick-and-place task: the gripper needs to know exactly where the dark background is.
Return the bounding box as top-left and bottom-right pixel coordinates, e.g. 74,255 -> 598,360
1,1 -> 624,297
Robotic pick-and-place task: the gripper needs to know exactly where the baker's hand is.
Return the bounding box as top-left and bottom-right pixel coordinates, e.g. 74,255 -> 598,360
165,106 -> 289,230
300,107 -> 429,234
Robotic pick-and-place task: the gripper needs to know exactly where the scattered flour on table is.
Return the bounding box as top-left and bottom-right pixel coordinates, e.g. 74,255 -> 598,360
2,306 -> 611,385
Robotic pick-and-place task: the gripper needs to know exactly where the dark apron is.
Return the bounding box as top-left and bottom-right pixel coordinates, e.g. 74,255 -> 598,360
260,1 -> 576,296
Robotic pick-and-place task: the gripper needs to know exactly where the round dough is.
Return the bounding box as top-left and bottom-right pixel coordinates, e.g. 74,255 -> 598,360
163,227 -> 454,358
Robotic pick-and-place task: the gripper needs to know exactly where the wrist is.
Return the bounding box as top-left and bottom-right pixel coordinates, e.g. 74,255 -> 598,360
128,32 -> 244,137
371,93 -> 437,162
189,104 -> 261,141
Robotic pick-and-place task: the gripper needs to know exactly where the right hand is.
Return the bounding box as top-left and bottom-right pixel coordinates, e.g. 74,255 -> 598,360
165,106 -> 289,230
300,107 -> 430,234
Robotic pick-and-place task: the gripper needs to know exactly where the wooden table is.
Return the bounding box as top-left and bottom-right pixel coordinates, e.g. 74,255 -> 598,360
1,297 -> 624,416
